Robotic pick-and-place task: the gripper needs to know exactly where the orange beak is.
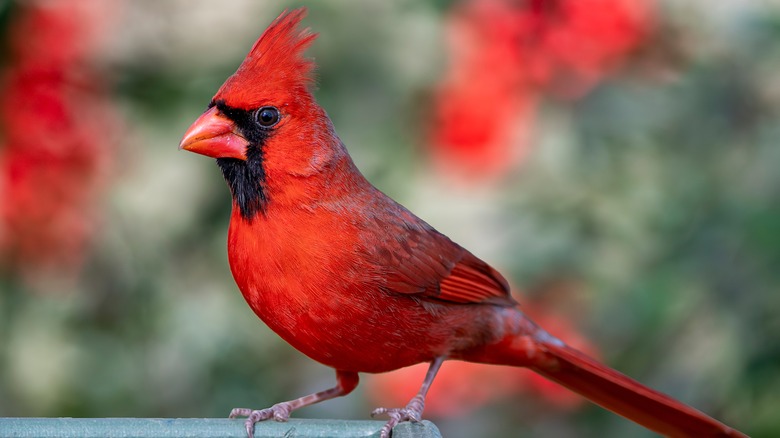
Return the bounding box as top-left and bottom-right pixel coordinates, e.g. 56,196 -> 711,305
179,106 -> 249,160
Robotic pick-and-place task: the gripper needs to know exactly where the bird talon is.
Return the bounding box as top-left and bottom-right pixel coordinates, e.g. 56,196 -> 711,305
244,418 -> 255,438
229,407 -> 252,419
229,403 -> 293,438
272,402 -> 292,421
370,407 -> 388,418
371,405 -> 424,438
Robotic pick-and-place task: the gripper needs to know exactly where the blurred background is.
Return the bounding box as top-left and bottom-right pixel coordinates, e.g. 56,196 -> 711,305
0,0 -> 778,437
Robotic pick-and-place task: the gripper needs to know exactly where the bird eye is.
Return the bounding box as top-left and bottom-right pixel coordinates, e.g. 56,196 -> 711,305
255,106 -> 280,128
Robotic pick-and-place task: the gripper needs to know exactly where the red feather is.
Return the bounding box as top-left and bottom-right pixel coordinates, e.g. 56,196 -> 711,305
216,9 -> 317,110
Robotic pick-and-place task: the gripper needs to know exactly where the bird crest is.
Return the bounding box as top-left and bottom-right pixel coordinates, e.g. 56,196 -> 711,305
216,8 -> 317,109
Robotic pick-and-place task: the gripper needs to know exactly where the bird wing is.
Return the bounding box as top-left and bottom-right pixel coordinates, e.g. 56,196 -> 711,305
370,210 -> 516,307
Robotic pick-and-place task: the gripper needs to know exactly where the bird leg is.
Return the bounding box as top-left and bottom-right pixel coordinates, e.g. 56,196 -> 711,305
230,369 -> 359,438
371,357 -> 444,438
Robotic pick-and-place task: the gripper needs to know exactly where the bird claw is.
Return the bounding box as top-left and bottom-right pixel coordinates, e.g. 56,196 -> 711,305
371,396 -> 425,438
229,403 -> 293,438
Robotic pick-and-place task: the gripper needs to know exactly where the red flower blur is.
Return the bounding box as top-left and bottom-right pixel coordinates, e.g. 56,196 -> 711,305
365,282 -> 599,417
430,0 -> 654,180
0,0 -> 121,285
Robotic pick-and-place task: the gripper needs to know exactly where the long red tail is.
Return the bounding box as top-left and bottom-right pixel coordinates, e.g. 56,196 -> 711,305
528,340 -> 746,437
465,311 -> 745,437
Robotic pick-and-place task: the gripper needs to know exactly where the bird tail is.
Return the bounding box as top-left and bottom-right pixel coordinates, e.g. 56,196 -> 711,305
529,340 -> 745,437
466,311 -> 746,437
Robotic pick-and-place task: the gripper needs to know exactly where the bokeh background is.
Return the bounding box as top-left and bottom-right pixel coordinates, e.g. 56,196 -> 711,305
0,0 -> 778,437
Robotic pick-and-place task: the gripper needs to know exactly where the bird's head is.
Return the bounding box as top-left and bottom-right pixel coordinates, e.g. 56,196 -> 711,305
180,8 -> 338,220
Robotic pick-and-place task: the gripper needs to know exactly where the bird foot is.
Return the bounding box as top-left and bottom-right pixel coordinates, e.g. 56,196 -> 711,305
229,402 -> 293,438
371,395 -> 425,438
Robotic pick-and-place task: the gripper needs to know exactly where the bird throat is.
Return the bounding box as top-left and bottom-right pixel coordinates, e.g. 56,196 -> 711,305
212,100 -> 271,221
216,147 -> 268,220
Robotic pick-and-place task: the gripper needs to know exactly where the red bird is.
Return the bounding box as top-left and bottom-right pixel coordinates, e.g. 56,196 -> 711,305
180,9 -> 745,438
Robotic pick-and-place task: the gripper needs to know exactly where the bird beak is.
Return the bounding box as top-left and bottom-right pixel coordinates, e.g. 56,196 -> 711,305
179,106 -> 249,160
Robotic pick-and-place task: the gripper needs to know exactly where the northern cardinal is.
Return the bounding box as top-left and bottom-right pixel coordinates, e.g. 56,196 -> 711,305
179,9 -> 745,438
